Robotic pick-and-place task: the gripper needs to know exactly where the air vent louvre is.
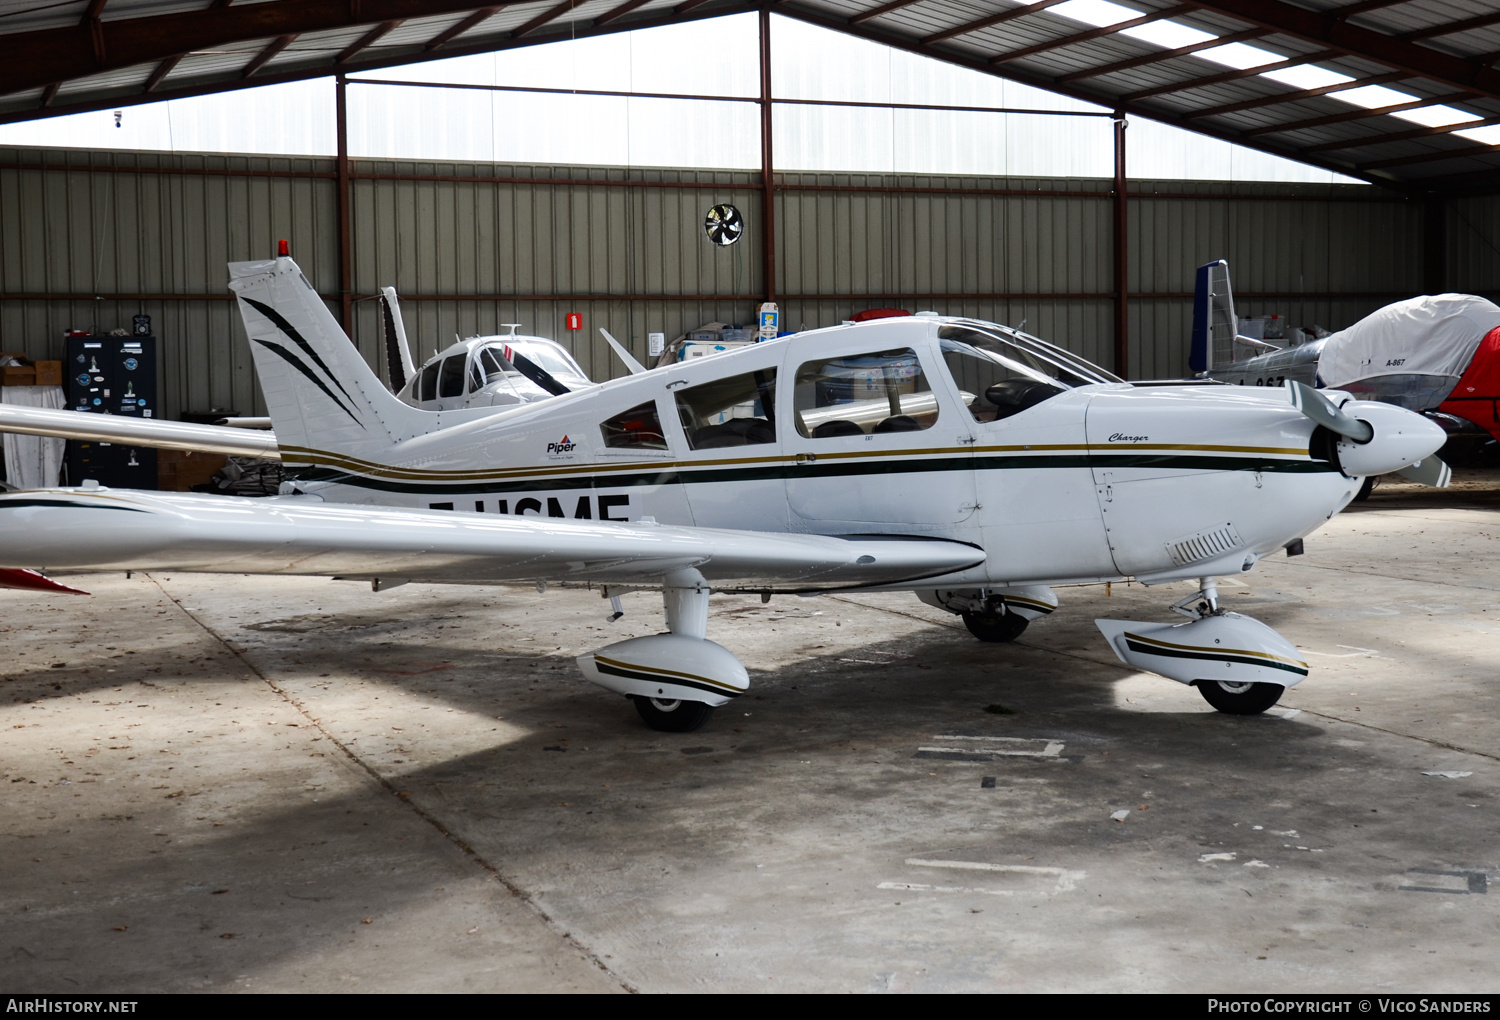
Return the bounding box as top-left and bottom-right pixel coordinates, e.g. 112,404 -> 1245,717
1166,523 -> 1242,567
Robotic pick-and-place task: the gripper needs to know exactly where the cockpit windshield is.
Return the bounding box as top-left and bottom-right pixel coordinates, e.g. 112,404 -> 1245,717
936,321 -> 1119,422
938,321 -> 1121,388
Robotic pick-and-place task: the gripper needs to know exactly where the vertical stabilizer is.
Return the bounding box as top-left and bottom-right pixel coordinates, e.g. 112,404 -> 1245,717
1190,260 -> 1236,374
230,258 -> 429,461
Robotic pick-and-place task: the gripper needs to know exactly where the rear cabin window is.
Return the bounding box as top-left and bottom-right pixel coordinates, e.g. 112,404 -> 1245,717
600,401 -> 668,451
792,348 -> 937,439
675,368 -> 777,450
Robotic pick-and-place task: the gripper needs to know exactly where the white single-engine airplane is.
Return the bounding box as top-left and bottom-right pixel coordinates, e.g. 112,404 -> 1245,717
0,255 -> 1452,731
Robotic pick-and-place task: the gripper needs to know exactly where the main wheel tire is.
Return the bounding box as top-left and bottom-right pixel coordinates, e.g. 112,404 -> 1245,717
1353,475 -> 1376,502
961,607 -> 1029,643
632,696 -> 715,733
1195,679 -> 1284,715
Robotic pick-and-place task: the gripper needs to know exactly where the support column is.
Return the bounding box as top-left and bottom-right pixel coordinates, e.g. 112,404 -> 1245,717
1112,111 -> 1129,379
1423,196 -> 1446,295
759,5 -> 777,304
336,74 -> 353,332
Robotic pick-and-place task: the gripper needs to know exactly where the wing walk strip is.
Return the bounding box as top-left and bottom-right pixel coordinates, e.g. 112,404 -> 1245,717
1123,631 -> 1310,676
591,655 -> 745,698
278,443 -> 1334,495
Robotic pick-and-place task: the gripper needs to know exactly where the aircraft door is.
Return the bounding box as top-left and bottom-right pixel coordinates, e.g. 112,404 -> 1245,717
782,334 -> 976,530
669,353 -> 791,530
935,328 -> 1112,580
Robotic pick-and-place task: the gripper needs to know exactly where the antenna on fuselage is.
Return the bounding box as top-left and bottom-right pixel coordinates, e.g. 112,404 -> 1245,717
599,328 -> 647,376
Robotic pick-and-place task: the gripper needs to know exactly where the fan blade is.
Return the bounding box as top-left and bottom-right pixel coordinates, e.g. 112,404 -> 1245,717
1286,380 -> 1373,444
1395,455 -> 1451,488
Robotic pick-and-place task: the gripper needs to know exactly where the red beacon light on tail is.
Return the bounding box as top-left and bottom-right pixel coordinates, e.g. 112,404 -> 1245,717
278,239 -> 290,257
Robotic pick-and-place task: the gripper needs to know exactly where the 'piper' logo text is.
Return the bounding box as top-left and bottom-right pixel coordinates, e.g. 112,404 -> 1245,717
547,435 -> 576,454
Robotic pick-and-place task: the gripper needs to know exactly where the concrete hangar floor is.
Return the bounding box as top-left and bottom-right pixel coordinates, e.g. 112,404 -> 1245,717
0,474 -> 1496,994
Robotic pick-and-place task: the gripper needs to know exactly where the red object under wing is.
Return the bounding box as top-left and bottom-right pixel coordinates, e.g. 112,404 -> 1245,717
0,568 -> 89,595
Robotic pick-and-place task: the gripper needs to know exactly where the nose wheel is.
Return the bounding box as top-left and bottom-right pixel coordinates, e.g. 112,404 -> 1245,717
632,695 -> 716,732
1194,679 -> 1285,715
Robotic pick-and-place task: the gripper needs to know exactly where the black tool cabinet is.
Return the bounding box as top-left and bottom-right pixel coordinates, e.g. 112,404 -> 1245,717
65,334 -> 158,489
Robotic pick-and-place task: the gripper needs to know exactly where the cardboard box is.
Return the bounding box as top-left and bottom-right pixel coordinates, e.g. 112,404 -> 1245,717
157,449 -> 228,491
33,360 -> 61,387
1,364 -> 35,386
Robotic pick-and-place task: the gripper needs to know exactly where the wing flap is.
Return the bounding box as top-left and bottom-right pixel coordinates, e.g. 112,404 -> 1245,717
0,490 -> 983,590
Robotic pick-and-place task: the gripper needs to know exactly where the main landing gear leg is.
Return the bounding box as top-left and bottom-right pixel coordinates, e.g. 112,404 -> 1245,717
632,571 -> 718,732
575,570 -> 748,732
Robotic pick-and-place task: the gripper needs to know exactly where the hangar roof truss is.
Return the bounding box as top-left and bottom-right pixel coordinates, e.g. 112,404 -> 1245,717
2,0 -> 1499,194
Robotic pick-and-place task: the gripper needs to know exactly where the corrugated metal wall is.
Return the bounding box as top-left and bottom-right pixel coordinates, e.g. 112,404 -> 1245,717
3,144 -> 1477,420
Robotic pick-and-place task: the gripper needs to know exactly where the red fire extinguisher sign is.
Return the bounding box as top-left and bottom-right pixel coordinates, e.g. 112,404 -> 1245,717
565,313 -> 582,331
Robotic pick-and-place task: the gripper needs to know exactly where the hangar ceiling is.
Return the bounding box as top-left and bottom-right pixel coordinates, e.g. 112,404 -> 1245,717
1,0 -> 1497,193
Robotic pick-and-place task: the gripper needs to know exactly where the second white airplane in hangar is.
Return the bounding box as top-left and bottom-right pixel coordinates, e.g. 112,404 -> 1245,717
0,255 -> 1451,731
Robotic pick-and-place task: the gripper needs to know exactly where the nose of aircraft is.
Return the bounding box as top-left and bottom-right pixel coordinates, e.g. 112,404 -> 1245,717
1286,381 -> 1446,478
1327,400 -> 1446,478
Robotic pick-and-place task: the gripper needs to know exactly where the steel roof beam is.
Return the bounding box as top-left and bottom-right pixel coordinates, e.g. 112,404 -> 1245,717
1401,10 -> 1500,43
142,54 -> 182,93
921,0 -> 1068,47
1183,69 -> 1408,119
1122,47 -> 1338,102
1330,0 -> 1415,17
336,20 -> 402,63
594,0 -> 655,27
990,8 -> 1189,66
850,0 -> 925,27
423,7 -> 502,49
510,0 -> 578,38
1358,141 -> 1500,171
1188,0 -> 1500,101
1301,114 -> 1500,154
1240,90 -> 1474,136
242,34 -> 297,78
1055,26 -> 1269,83
0,0 -> 511,97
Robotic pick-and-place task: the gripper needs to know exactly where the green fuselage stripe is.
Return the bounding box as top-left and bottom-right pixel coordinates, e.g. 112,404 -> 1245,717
288,451 -> 1338,496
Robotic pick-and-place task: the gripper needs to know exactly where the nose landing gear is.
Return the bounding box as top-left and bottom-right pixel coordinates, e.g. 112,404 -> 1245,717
1097,576 -> 1307,716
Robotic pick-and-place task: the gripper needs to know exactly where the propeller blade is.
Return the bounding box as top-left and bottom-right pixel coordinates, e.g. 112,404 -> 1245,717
1395,455 -> 1451,488
1286,380 -> 1373,444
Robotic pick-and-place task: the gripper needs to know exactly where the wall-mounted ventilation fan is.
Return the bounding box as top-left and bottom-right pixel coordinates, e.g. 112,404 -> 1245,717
704,204 -> 744,246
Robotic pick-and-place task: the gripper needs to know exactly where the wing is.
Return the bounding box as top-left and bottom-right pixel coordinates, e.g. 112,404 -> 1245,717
0,489 -> 983,592
0,404 -> 279,460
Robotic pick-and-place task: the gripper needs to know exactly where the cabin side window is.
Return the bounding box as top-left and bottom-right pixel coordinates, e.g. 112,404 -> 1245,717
438,355 -> 467,399
792,348 -> 937,439
600,401 -> 669,451
675,368 -> 777,450
417,360 -> 441,402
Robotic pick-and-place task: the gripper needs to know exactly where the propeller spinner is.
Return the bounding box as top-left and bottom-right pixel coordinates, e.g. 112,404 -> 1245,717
1285,380 -> 1449,487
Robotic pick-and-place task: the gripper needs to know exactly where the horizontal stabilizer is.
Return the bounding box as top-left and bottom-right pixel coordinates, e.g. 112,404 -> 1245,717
0,490 -> 984,591
0,403 -> 279,460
